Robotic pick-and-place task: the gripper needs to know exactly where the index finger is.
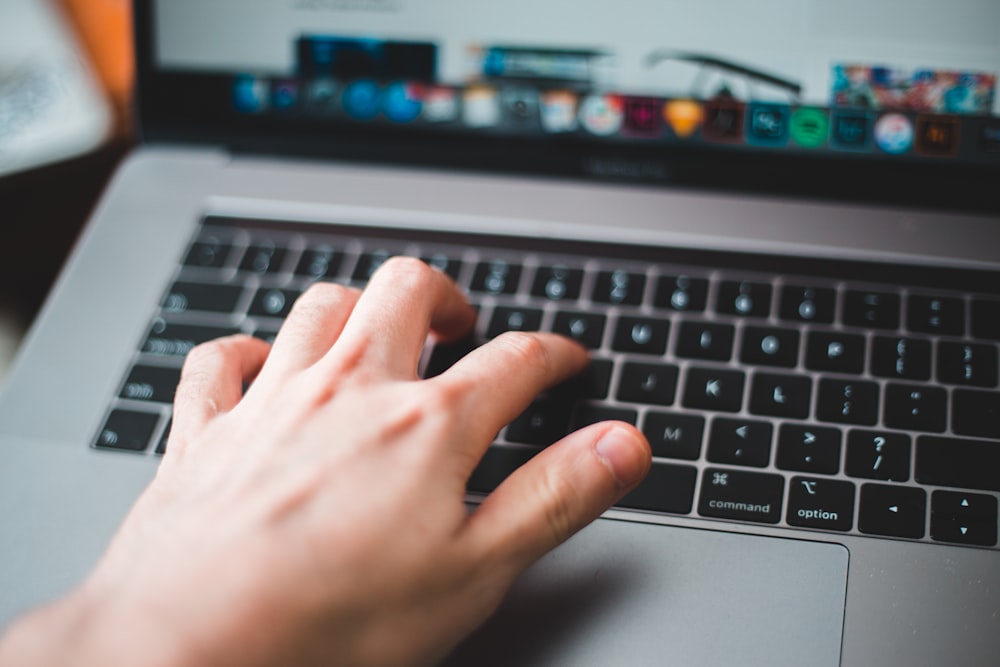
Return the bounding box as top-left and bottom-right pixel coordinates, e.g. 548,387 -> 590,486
320,256 -> 476,379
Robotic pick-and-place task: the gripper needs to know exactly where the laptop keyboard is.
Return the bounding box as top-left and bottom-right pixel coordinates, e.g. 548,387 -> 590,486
94,216 -> 1000,550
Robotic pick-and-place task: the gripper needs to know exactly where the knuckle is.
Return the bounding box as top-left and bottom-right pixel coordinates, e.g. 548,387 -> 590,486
494,331 -> 550,371
534,467 -> 579,547
290,282 -> 356,319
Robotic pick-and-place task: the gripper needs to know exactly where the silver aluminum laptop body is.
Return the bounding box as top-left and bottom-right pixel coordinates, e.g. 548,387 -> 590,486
2,2 -> 998,665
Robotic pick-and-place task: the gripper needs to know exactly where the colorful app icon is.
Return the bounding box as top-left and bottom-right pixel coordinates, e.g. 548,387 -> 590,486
874,113 -> 915,154
916,116 -> 960,156
539,90 -> 578,133
622,97 -> 661,137
579,94 -> 624,136
342,80 -> 381,120
232,75 -> 269,113
422,86 -> 458,123
303,79 -> 338,114
383,82 -> 424,123
830,111 -> 872,151
270,79 -> 300,112
663,100 -> 703,139
789,108 -> 829,148
462,86 -> 500,128
746,104 -> 790,146
702,100 -> 745,143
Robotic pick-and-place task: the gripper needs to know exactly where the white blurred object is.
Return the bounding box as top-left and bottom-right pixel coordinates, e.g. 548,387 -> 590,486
0,0 -> 111,176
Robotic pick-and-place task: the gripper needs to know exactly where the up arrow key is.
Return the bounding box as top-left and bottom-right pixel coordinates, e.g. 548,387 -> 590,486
961,498 -> 970,507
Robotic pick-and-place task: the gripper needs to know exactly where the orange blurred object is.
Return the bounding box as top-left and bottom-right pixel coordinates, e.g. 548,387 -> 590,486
56,0 -> 134,135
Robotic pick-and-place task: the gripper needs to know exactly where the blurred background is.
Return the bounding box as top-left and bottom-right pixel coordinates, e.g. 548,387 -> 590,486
0,0 -> 133,386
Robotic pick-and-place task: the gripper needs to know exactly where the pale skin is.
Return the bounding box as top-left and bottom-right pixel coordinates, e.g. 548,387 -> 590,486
0,257 -> 651,667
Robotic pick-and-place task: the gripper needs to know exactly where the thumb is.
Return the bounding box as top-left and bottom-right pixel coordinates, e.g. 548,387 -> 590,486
467,422 -> 651,575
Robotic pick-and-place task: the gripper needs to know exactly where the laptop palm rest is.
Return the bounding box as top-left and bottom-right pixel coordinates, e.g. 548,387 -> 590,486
445,517 -> 848,667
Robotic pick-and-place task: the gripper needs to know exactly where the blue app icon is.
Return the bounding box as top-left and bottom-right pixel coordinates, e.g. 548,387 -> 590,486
233,75 -> 268,113
746,104 -> 790,146
342,80 -> 382,120
383,82 -> 424,123
831,111 -> 872,151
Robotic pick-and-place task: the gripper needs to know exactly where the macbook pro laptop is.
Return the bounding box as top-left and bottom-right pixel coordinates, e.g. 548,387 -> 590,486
1,1 -> 999,665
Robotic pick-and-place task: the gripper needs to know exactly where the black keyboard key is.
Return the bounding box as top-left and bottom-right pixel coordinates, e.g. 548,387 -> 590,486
593,270 -> 645,305
612,316 -> 669,355
239,241 -> 287,274
162,282 -> 243,315
184,237 -> 232,269
858,484 -> 926,539
296,245 -> 343,279
155,419 -> 171,455
675,321 -> 735,362
641,412 -> 704,460
488,306 -> 543,338
805,331 -> 865,375
938,342 -> 998,388
95,410 -> 160,452
930,491 -> 998,547
717,281 -> 772,318
655,275 -> 708,312
352,250 -> 394,282
748,373 -> 811,419
871,336 -> 932,381
907,295 -> 964,336
971,299 -> 1000,340
787,477 -> 855,532
468,446 -> 537,494
740,327 -> 799,368
248,287 -> 300,319
884,383 -> 947,433
532,265 -> 583,301
776,424 -> 842,475
552,311 -> 606,349
916,436 -> 1000,492
698,468 -> 784,524
506,397 -> 573,446
952,389 -> 1000,439
816,379 -> 879,426
471,260 -> 522,295
119,365 -> 181,404
617,463 -> 697,514
682,367 -> 745,413
707,418 -> 772,467
571,405 -> 638,431
844,290 -> 900,330
845,430 -> 910,482
779,286 -> 836,324
617,362 -> 678,406
421,253 -> 462,280
143,321 -> 240,358
422,337 -> 478,378
557,359 -> 613,400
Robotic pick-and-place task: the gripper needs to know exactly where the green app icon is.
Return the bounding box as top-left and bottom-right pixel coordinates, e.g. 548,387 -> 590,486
790,108 -> 830,148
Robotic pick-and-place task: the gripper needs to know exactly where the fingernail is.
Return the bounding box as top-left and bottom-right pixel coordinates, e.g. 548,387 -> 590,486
594,425 -> 650,488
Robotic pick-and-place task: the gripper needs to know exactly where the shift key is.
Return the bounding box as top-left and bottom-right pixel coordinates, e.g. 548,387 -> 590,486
699,468 -> 784,524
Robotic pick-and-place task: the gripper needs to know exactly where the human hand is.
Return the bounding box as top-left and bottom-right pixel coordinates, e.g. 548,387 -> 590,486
0,257 -> 651,667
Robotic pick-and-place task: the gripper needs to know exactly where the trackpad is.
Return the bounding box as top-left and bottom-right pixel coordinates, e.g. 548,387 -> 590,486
445,519 -> 848,667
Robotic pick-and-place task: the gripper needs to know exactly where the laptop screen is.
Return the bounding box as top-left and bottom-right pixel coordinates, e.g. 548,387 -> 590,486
138,0 -> 1000,209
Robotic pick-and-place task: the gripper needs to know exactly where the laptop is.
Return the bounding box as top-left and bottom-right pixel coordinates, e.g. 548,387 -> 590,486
2,1 -> 998,665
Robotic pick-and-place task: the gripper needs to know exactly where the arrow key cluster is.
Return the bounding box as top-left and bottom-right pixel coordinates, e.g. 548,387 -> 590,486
930,491 -> 998,547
